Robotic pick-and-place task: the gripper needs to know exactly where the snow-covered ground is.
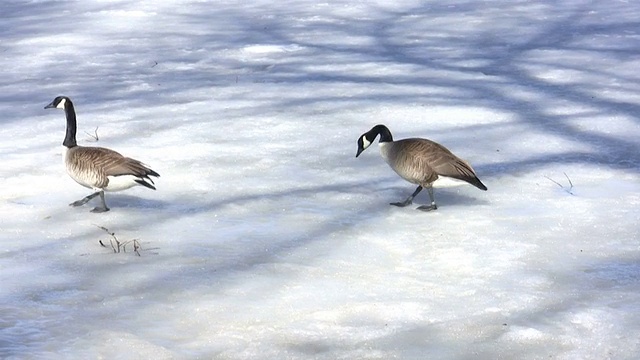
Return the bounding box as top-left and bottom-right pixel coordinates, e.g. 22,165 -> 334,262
1,0 -> 639,358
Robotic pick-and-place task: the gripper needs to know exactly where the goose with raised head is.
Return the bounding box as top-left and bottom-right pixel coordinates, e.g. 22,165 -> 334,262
44,96 -> 160,213
356,124 -> 487,211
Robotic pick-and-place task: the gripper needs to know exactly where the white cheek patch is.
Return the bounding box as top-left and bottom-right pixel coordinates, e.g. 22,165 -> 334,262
56,98 -> 66,109
361,136 -> 371,150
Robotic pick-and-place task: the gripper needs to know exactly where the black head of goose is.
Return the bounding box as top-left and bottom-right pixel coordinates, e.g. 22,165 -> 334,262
45,96 -> 160,213
356,124 -> 487,211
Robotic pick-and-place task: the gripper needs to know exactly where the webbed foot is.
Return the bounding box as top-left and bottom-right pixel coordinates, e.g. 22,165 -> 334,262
70,200 -> 87,207
416,204 -> 438,212
70,192 -> 100,207
390,200 -> 413,207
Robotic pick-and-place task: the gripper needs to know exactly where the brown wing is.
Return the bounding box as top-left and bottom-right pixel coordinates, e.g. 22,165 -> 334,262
391,138 -> 487,190
68,147 -> 159,189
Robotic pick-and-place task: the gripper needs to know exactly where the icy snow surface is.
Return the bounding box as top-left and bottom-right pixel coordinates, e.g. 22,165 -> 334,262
1,0 -> 639,359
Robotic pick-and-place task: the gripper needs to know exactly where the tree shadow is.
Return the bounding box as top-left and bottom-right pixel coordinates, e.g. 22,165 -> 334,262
2,0 -> 640,358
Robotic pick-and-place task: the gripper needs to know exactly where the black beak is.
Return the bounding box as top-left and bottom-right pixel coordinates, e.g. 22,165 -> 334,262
356,148 -> 364,158
44,102 -> 55,109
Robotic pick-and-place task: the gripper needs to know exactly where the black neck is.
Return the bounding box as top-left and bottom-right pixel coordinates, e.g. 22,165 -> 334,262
63,101 -> 78,148
371,124 -> 393,143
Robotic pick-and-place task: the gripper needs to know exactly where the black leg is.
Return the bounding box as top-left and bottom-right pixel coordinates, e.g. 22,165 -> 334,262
416,186 -> 437,211
391,186 -> 423,207
91,191 -> 110,213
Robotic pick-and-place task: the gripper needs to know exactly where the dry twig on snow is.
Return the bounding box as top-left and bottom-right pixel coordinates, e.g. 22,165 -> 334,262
544,172 -> 575,196
84,126 -> 99,142
95,225 -> 141,256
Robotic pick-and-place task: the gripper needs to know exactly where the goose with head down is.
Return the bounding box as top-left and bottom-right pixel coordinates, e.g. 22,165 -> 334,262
356,124 -> 487,211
